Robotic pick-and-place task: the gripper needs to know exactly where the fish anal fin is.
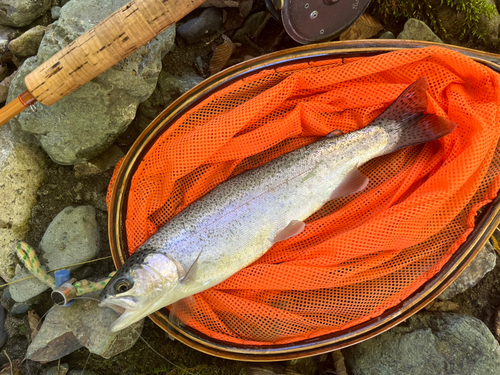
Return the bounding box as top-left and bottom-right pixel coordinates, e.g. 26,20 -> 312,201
330,167 -> 369,200
182,251 -> 201,284
273,220 -> 306,243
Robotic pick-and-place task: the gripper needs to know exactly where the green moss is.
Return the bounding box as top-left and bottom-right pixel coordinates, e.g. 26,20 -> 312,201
373,0 -> 496,43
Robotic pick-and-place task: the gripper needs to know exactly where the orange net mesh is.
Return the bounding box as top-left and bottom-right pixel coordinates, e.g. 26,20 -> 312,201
108,46 -> 500,345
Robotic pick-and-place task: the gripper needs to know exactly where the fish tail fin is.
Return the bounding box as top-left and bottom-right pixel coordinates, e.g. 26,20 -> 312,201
370,77 -> 456,155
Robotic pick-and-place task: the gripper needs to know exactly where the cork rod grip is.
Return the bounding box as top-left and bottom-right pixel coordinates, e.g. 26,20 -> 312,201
24,0 -> 207,106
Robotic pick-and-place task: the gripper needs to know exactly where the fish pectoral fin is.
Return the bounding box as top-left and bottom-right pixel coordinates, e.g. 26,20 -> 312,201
167,296 -> 196,340
330,167 -> 369,200
182,250 -> 201,284
273,220 -> 306,243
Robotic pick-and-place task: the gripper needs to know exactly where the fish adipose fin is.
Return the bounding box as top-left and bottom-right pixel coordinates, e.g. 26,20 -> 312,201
273,220 -> 306,243
330,167 -> 369,200
370,77 -> 457,155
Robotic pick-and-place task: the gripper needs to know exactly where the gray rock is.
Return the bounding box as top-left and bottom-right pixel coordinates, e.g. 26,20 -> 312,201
50,6 -> 61,20
379,31 -> 395,39
74,145 -> 124,179
0,25 -> 21,53
27,293 -> 143,361
0,0 -> 52,27
177,7 -> 223,44
45,363 -> 69,375
436,0 -> 499,45
439,241 -> 496,300
234,11 -> 268,43
10,205 -> 99,302
136,71 -> 204,129
0,68 -> 17,103
11,301 -> 30,314
0,305 -> 6,348
0,125 -> 44,282
397,18 -> 443,43
343,312 -> 500,375
8,25 -> 48,57
7,0 -> 176,165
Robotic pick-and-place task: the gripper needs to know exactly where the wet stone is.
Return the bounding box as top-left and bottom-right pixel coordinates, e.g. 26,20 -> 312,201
8,25 -> 48,58
177,7 -> 223,44
379,31 -> 395,39
0,0 -> 52,27
51,6 -> 61,20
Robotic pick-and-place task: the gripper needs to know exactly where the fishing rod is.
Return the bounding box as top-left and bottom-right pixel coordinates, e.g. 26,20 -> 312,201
0,0 -> 208,126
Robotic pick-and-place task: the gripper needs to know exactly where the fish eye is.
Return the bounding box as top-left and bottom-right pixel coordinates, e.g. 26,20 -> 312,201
115,278 -> 132,293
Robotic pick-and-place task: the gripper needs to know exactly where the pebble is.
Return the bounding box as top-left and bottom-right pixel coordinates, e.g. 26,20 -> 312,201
8,25 -> 48,58
397,18 -> 443,43
233,11 -> 269,43
2,288 -> 10,301
46,363 -> 69,375
177,7 -> 223,44
69,370 -> 97,375
11,301 -> 31,315
27,292 -> 143,361
343,312 -> 500,375
51,6 -> 62,20
10,206 -> 100,303
379,31 -> 395,39
438,240 -> 496,300
0,305 -> 6,348
0,0 -> 52,27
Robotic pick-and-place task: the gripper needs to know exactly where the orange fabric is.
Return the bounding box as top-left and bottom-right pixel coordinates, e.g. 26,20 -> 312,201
108,46 -> 500,345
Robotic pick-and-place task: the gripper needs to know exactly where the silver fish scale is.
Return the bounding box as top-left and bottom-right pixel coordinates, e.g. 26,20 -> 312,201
140,125 -> 389,294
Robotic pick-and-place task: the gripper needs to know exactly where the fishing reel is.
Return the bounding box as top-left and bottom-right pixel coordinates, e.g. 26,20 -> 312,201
266,0 -> 372,44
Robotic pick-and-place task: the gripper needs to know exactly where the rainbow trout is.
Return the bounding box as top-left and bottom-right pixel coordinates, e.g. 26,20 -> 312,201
99,77 -> 456,331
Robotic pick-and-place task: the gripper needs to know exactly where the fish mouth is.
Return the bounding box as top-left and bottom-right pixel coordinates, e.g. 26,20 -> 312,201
99,297 -> 145,332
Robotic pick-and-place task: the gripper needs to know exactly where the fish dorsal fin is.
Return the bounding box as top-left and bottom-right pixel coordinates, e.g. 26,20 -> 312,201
330,167 -> 369,200
167,296 -> 196,340
273,220 -> 306,243
182,251 -> 201,284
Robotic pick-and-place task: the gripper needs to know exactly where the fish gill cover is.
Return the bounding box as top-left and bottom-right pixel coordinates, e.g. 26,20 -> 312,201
108,46 -> 500,345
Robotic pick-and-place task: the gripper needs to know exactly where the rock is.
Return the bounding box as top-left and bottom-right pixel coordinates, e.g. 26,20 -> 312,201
11,301 -> 30,314
436,0 -> 500,45
74,145 -> 124,179
27,293 -> 143,361
233,11 -> 268,43
0,0 -> 52,27
0,69 -> 18,103
177,7 -> 223,44
135,71 -> 204,129
0,305 -> 6,348
8,25 -> 48,57
379,31 -> 395,39
45,363 -> 69,375
0,25 -> 21,53
51,6 -> 61,20
0,125 -> 44,282
343,312 -> 500,375
10,205 -> 99,302
7,0 -> 176,165
286,357 -> 318,375
438,241 -> 496,300
397,18 -> 443,43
